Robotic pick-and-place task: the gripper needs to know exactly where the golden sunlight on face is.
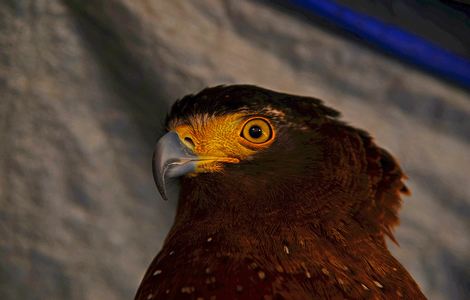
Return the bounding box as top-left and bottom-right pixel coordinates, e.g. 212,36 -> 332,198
169,113 -> 276,173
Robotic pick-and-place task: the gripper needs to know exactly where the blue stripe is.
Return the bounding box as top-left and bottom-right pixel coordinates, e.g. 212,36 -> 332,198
289,0 -> 470,89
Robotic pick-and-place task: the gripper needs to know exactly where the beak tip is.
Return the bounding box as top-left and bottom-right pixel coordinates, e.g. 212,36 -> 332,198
152,152 -> 168,201
152,131 -> 197,202
159,192 -> 169,201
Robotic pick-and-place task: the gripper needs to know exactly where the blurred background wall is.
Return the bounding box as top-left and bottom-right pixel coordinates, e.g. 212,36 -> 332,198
1,0 -> 469,299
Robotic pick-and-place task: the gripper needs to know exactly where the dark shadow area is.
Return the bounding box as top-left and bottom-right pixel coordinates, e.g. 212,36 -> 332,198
333,0 -> 470,59
255,0 -> 470,93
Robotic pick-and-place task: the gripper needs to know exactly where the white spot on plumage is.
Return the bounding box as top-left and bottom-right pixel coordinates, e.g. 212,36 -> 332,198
373,280 -> 383,288
283,245 -> 290,254
181,286 -> 195,294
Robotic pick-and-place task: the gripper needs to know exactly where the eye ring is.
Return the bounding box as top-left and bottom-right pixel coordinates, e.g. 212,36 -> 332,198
240,117 -> 274,144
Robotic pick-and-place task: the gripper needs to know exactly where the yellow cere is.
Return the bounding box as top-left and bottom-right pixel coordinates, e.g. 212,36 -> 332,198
169,113 -> 276,173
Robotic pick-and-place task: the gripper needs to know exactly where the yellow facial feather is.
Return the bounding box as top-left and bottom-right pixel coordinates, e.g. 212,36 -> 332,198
169,113 -> 275,173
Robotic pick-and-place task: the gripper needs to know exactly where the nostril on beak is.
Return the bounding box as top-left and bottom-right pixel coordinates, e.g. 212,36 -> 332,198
183,136 -> 195,149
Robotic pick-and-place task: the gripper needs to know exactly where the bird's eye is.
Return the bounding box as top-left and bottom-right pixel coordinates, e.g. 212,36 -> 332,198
241,118 -> 273,144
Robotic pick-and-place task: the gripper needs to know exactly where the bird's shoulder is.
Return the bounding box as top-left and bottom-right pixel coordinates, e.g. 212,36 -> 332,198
135,233 -> 425,299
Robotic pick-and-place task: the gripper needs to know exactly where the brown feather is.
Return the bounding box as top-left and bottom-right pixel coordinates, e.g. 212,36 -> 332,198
136,85 -> 425,300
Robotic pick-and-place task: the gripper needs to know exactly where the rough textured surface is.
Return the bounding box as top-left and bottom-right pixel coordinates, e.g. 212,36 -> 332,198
0,1 -> 469,299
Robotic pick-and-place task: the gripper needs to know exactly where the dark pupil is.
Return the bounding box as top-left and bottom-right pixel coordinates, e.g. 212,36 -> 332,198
249,125 -> 263,139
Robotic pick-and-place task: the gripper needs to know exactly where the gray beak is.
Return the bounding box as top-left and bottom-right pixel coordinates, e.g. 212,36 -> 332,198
152,131 -> 198,201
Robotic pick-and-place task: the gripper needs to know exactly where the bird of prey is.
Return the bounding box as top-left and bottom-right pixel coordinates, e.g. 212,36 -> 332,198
135,85 -> 425,300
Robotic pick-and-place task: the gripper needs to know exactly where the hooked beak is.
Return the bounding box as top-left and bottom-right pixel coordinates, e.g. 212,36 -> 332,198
153,131 -> 240,201
152,131 -> 198,201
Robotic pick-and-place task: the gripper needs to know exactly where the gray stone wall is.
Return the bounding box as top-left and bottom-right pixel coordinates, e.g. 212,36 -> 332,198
1,1 -> 469,299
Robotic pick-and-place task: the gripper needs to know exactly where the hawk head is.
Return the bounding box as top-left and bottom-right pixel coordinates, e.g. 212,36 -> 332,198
154,84 -> 408,243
